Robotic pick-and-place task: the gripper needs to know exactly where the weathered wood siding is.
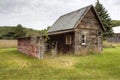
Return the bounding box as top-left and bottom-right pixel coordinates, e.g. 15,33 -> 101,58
75,8 -> 103,55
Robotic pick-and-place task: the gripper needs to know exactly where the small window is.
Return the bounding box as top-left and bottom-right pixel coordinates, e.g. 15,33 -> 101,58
97,31 -> 102,36
65,35 -> 72,45
81,35 -> 86,45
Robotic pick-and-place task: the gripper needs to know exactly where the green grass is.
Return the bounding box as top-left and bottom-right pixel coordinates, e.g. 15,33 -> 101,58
0,47 -> 120,80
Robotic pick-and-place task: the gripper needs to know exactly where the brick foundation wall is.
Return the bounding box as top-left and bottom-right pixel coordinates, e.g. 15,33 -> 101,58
17,37 -> 39,58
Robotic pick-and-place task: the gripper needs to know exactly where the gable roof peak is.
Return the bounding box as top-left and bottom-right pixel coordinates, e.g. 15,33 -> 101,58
48,4 -> 105,33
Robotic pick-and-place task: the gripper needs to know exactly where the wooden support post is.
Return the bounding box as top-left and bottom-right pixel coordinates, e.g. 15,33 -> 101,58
38,37 -> 44,59
52,42 -> 57,57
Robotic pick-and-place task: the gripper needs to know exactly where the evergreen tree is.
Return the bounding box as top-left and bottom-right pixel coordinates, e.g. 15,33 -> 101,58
95,0 -> 113,38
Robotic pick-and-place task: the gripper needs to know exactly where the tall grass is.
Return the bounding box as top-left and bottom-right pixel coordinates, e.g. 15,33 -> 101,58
0,47 -> 120,80
0,40 -> 17,49
103,41 -> 120,48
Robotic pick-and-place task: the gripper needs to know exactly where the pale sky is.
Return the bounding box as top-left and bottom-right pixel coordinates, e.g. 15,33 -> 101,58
0,0 -> 120,31
113,26 -> 120,33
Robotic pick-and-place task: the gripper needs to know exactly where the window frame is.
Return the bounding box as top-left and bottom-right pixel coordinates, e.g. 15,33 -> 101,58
81,35 -> 86,45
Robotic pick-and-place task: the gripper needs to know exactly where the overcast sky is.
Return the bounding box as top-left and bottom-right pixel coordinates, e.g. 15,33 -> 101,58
0,0 -> 120,31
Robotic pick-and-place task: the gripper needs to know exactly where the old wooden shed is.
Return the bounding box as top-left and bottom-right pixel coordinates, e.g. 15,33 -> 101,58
47,5 -> 105,55
17,5 -> 105,58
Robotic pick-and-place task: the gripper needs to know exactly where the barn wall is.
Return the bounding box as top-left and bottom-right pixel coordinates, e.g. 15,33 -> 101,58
17,37 -> 39,58
75,8 -> 103,55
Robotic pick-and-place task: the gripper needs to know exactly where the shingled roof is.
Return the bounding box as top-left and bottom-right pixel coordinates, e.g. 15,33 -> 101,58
48,5 -> 105,34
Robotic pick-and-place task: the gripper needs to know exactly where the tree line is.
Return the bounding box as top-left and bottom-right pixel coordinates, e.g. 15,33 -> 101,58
0,24 -> 42,39
111,20 -> 120,27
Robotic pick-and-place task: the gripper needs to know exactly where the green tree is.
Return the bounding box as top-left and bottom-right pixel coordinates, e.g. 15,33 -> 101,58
0,35 -> 3,39
14,24 -> 26,38
3,32 -> 15,39
39,26 -> 51,41
95,0 -> 113,38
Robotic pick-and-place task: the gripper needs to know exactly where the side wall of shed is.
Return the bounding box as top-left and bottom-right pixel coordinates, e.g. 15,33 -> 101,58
17,38 -> 39,58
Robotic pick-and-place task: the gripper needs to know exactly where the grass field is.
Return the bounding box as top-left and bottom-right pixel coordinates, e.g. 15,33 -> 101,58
0,40 -> 17,49
0,47 -> 120,80
103,41 -> 120,48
